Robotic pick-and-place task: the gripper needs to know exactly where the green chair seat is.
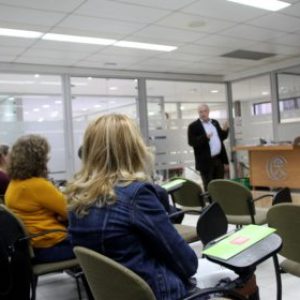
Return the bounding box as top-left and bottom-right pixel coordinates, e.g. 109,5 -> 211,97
227,208 -> 267,226
174,224 -> 199,243
33,258 -> 79,275
281,259 -> 300,277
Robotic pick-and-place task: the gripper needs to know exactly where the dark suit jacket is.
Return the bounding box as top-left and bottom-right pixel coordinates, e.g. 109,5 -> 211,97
188,119 -> 229,173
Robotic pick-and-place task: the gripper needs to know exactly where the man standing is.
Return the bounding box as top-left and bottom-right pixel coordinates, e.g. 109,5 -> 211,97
188,104 -> 229,191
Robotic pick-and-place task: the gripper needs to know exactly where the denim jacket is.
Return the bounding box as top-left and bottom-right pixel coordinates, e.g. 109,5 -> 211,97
68,181 -> 198,300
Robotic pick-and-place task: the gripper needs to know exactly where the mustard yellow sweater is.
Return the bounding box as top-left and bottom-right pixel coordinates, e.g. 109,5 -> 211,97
5,177 -> 67,248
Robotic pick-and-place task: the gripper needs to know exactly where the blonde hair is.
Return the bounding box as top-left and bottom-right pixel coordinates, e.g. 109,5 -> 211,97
66,114 -> 153,216
8,135 -> 49,180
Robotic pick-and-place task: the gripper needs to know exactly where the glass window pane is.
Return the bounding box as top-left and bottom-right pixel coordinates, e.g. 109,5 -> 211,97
0,73 -> 65,179
146,80 -> 227,180
71,77 -> 137,171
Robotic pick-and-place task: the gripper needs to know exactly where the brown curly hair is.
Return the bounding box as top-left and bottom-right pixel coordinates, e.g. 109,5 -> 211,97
8,134 -> 50,180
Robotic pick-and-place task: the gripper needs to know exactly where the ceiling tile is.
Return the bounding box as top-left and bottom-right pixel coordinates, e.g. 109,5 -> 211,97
132,25 -> 205,43
74,60 -> 131,69
157,12 -> 235,33
247,42 -> 300,56
177,44 -> 229,56
75,0 -> 170,23
83,53 -> 146,65
221,24 -> 283,42
182,0 -> 267,23
155,51 -> 207,63
32,40 -> 104,53
58,15 -> 146,38
0,4 -> 65,27
281,2 -> 300,18
15,56 -> 78,66
0,46 -> 25,56
0,35 -> 35,47
0,0 -> 85,13
248,13 -> 300,33
98,45 -> 160,59
267,33 -> 300,47
198,34 -> 255,49
21,48 -> 89,60
111,0 -> 194,10
0,55 -> 17,62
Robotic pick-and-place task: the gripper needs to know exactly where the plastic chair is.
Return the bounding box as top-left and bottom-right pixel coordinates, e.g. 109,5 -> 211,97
272,187 -> 292,206
74,246 -> 247,300
267,203 -> 300,278
169,177 -> 209,212
0,204 -> 82,300
196,202 -> 228,246
208,180 -> 269,226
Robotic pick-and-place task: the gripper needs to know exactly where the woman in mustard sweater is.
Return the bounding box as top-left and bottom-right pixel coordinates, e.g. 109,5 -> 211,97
5,134 -> 74,263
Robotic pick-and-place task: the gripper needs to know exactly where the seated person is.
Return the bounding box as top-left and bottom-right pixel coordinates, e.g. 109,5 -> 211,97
66,114 -> 236,300
0,144 -> 10,196
5,135 -> 74,263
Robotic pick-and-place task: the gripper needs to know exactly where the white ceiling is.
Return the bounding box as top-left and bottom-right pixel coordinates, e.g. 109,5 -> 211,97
0,0 -> 300,77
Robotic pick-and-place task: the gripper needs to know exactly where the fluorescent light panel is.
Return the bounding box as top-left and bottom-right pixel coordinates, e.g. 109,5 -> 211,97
0,28 -> 42,38
0,27 -> 177,52
227,0 -> 290,11
114,40 -> 177,52
42,33 -> 116,45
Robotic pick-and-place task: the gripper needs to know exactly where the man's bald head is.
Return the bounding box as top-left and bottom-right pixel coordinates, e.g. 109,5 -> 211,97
198,104 -> 210,121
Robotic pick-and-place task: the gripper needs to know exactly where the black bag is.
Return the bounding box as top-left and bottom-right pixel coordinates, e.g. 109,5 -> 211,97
0,209 -> 32,300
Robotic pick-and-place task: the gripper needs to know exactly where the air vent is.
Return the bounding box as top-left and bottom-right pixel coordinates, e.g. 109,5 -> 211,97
221,49 -> 276,60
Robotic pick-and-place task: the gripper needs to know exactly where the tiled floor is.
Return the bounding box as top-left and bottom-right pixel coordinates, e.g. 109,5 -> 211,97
36,214 -> 300,299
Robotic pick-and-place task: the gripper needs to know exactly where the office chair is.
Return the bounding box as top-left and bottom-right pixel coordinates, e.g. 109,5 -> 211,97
169,177 -> 209,212
272,187 -> 292,206
0,204 -> 82,300
74,246 -> 247,300
196,202 -> 228,246
267,203 -> 300,279
208,180 -> 269,226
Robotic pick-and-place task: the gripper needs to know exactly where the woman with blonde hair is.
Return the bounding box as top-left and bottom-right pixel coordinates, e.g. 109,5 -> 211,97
5,134 -> 74,262
0,144 -> 10,196
67,114 -> 198,299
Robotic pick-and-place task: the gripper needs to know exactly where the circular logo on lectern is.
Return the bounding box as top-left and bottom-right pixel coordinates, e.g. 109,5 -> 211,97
266,156 -> 288,181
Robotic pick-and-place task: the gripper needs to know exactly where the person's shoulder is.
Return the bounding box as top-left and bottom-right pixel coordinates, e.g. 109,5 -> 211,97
188,119 -> 200,127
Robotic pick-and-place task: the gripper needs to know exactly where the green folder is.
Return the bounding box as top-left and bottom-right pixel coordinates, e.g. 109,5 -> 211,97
202,225 -> 276,260
161,179 -> 186,192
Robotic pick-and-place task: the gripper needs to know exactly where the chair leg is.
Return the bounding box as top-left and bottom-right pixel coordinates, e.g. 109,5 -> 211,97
273,254 -> 282,300
75,276 -> 82,300
31,275 -> 38,300
80,273 -> 94,300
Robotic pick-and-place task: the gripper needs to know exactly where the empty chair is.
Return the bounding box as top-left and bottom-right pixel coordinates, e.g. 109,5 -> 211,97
74,246 -> 246,300
272,187 -> 292,206
0,204 -> 81,300
208,180 -> 268,226
170,177 -> 209,211
196,202 -> 228,246
267,203 -> 300,278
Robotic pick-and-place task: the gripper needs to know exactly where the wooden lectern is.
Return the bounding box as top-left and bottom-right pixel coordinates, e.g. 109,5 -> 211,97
235,144 -> 300,189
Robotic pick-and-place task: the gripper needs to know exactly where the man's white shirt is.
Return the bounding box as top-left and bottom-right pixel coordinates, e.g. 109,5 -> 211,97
201,119 -> 221,157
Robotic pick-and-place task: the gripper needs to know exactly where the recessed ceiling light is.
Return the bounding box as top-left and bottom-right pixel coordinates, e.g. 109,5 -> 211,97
38,118 -> 44,122
180,106 -> 185,110
0,27 -> 42,38
109,86 -> 118,91
227,0 -> 290,11
262,91 -> 269,95
87,77 -> 93,80
211,90 -> 219,93
55,100 -> 62,104
94,104 -> 102,108
8,97 -> 15,101
33,108 -> 40,112
114,41 -> 177,52
42,33 -> 116,45
42,104 -> 50,108
81,108 -> 88,111
109,101 -> 116,104
34,74 -> 40,78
